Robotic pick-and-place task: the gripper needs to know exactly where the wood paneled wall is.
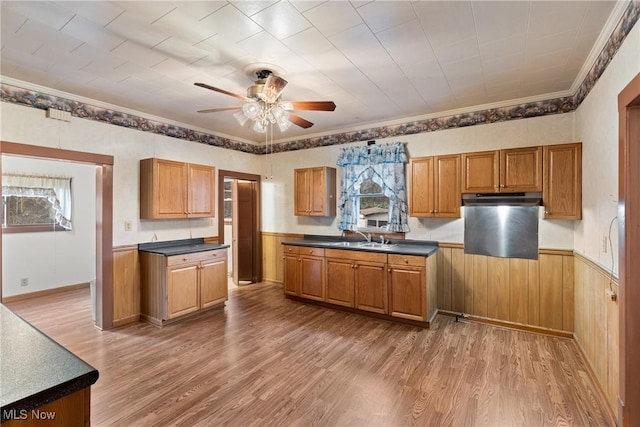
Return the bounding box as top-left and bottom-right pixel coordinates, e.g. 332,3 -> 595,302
437,244 -> 574,333
262,232 -> 303,284
112,245 -> 140,327
573,253 -> 619,422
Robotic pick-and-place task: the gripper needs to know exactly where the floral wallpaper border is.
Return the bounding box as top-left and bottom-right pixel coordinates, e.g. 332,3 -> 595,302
1,0 -> 638,156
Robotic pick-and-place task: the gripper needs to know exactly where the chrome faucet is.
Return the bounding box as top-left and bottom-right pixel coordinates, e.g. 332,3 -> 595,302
354,230 -> 371,243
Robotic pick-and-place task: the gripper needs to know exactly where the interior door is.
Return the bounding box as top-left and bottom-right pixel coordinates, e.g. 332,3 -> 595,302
232,179 -> 255,284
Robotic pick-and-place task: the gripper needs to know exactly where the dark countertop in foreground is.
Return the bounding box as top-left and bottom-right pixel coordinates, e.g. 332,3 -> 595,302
0,305 -> 99,421
282,235 -> 438,257
139,238 -> 230,256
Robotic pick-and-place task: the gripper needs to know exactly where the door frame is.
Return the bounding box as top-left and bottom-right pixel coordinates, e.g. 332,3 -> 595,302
217,170 -> 261,283
0,141 -> 114,330
618,72 -> 640,425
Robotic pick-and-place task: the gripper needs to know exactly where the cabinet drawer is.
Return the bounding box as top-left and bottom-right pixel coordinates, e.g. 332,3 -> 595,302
325,249 -> 387,263
283,245 -> 300,255
167,249 -> 226,266
299,247 -> 325,257
388,254 -> 425,267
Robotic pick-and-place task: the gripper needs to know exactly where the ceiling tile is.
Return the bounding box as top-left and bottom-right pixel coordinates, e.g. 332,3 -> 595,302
110,40 -> 169,68
433,36 -> 480,65
355,1 -> 415,34
150,8 -> 218,46
229,1 -> 277,17
1,9 -> 27,34
376,20 -> 436,68
152,38 -> 209,66
478,33 -> 526,61
290,1 -> 326,14
61,15 -> 125,52
199,4 -> 263,43
282,27 -> 334,56
56,1 -> 125,27
303,1 -> 362,37
472,1 -> 529,44
251,1 -> 312,40
105,12 -> 171,48
111,1 -> 177,24
3,1 -> 76,30
482,54 -> 524,75
526,28 -> 578,58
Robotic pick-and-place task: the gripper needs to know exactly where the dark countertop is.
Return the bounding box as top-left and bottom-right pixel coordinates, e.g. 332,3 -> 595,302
282,235 -> 438,257
138,238 -> 230,256
0,305 -> 99,421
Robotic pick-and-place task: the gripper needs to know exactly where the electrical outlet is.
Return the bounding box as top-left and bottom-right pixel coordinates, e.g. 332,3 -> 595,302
20,278 -> 28,287
603,236 -> 608,253
124,220 -> 133,232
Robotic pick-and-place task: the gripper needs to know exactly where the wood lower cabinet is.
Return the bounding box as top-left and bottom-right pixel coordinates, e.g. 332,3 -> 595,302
543,143 -> 582,219
283,245 -> 438,326
140,248 -> 228,326
140,158 -> 215,219
326,249 -> 388,314
282,245 -> 325,300
388,254 -> 435,322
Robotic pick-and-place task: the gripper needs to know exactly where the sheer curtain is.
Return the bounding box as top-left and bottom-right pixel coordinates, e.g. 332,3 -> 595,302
2,172 -> 73,229
336,142 -> 409,232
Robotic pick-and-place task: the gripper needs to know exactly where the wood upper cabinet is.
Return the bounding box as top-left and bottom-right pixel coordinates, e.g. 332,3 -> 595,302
543,143 -> 582,219
140,158 -> 215,219
294,167 -> 336,216
462,147 -> 542,193
410,154 -> 461,217
282,245 -> 325,300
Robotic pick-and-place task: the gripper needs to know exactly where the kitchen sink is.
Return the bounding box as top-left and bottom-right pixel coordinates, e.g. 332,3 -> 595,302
328,241 -> 396,250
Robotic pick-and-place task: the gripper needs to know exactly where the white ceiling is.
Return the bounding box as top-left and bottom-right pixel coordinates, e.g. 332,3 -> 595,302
0,1 -> 619,144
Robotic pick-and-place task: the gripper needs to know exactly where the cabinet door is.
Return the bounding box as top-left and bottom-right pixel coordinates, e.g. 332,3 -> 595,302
461,151 -> 499,193
140,158 -> 188,218
434,154 -> 461,217
166,264 -> 199,319
283,253 -> 300,296
389,265 -> 425,321
187,164 -> 215,218
354,261 -> 388,314
326,258 -> 355,307
294,169 -> 310,215
500,146 -> 542,192
200,257 -> 228,308
409,157 -> 435,217
300,256 -> 325,301
543,143 -> 582,219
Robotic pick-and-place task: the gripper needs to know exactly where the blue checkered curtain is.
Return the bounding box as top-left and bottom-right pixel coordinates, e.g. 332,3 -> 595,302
336,142 -> 409,232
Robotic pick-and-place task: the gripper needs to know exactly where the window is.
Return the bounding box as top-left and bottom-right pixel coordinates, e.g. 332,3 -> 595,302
2,173 -> 73,233
357,178 -> 390,230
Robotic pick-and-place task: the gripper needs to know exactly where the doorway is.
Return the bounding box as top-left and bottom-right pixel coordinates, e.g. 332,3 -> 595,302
618,72 -> 640,426
0,141 -> 114,329
218,170 -> 261,286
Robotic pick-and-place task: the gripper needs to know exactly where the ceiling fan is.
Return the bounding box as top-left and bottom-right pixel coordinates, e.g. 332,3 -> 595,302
194,69 -> 336,132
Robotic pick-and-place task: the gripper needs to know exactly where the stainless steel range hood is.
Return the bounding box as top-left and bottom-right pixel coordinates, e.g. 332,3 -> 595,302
462,193 -> 541,260
461,192 -> 542,206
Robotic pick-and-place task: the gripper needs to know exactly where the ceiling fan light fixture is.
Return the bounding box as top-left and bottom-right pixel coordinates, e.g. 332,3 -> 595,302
242,102 -> 260,120
233,110 -> 249,126
252,120 -> 266,133
277,116 -> 292,132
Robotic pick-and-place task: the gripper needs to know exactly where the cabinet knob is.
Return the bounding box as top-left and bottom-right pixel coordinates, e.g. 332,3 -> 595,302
298,258 -> 302,262
308,250 -> 313,254
434,210 -> 438,213
405,260 -> 409,264
545,210 -> 549,215
495,185 -> 499,189
429,210 -> 434,214
388,268 -> 392,273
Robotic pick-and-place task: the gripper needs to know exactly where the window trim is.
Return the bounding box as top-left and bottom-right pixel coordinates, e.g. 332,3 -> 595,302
2,224 -> 69,233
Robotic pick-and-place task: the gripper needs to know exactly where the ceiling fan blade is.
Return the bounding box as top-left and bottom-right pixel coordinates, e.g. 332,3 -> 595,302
194,82 -> 251,102
282,101 -> 336,111
289,113 -> 314,129
197,106 -> 243,113
259,74 -> 288,103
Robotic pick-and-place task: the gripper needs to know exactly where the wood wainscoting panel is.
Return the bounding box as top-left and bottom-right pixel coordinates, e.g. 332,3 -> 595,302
262,232 -> 303,284
437,244 -> 574,333
573,253 -> 619,423
112,245 -> 140,327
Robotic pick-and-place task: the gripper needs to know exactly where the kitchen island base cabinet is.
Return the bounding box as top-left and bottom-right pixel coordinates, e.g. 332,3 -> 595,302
140,248 -> 228,326
282,246 -> 326,300
388,254 -> 437,322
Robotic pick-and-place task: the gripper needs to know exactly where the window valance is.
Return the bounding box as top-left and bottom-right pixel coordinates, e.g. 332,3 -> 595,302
2,172 -> 73,230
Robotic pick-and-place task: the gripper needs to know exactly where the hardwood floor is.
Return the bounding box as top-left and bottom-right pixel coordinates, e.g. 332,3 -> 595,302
6,283 -> 613,427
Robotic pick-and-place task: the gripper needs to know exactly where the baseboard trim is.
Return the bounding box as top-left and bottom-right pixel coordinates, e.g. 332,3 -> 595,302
437,310 -> 573,339
574,335 -> 619,426
112,314 -> 140,328
1,282 -> 89,304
